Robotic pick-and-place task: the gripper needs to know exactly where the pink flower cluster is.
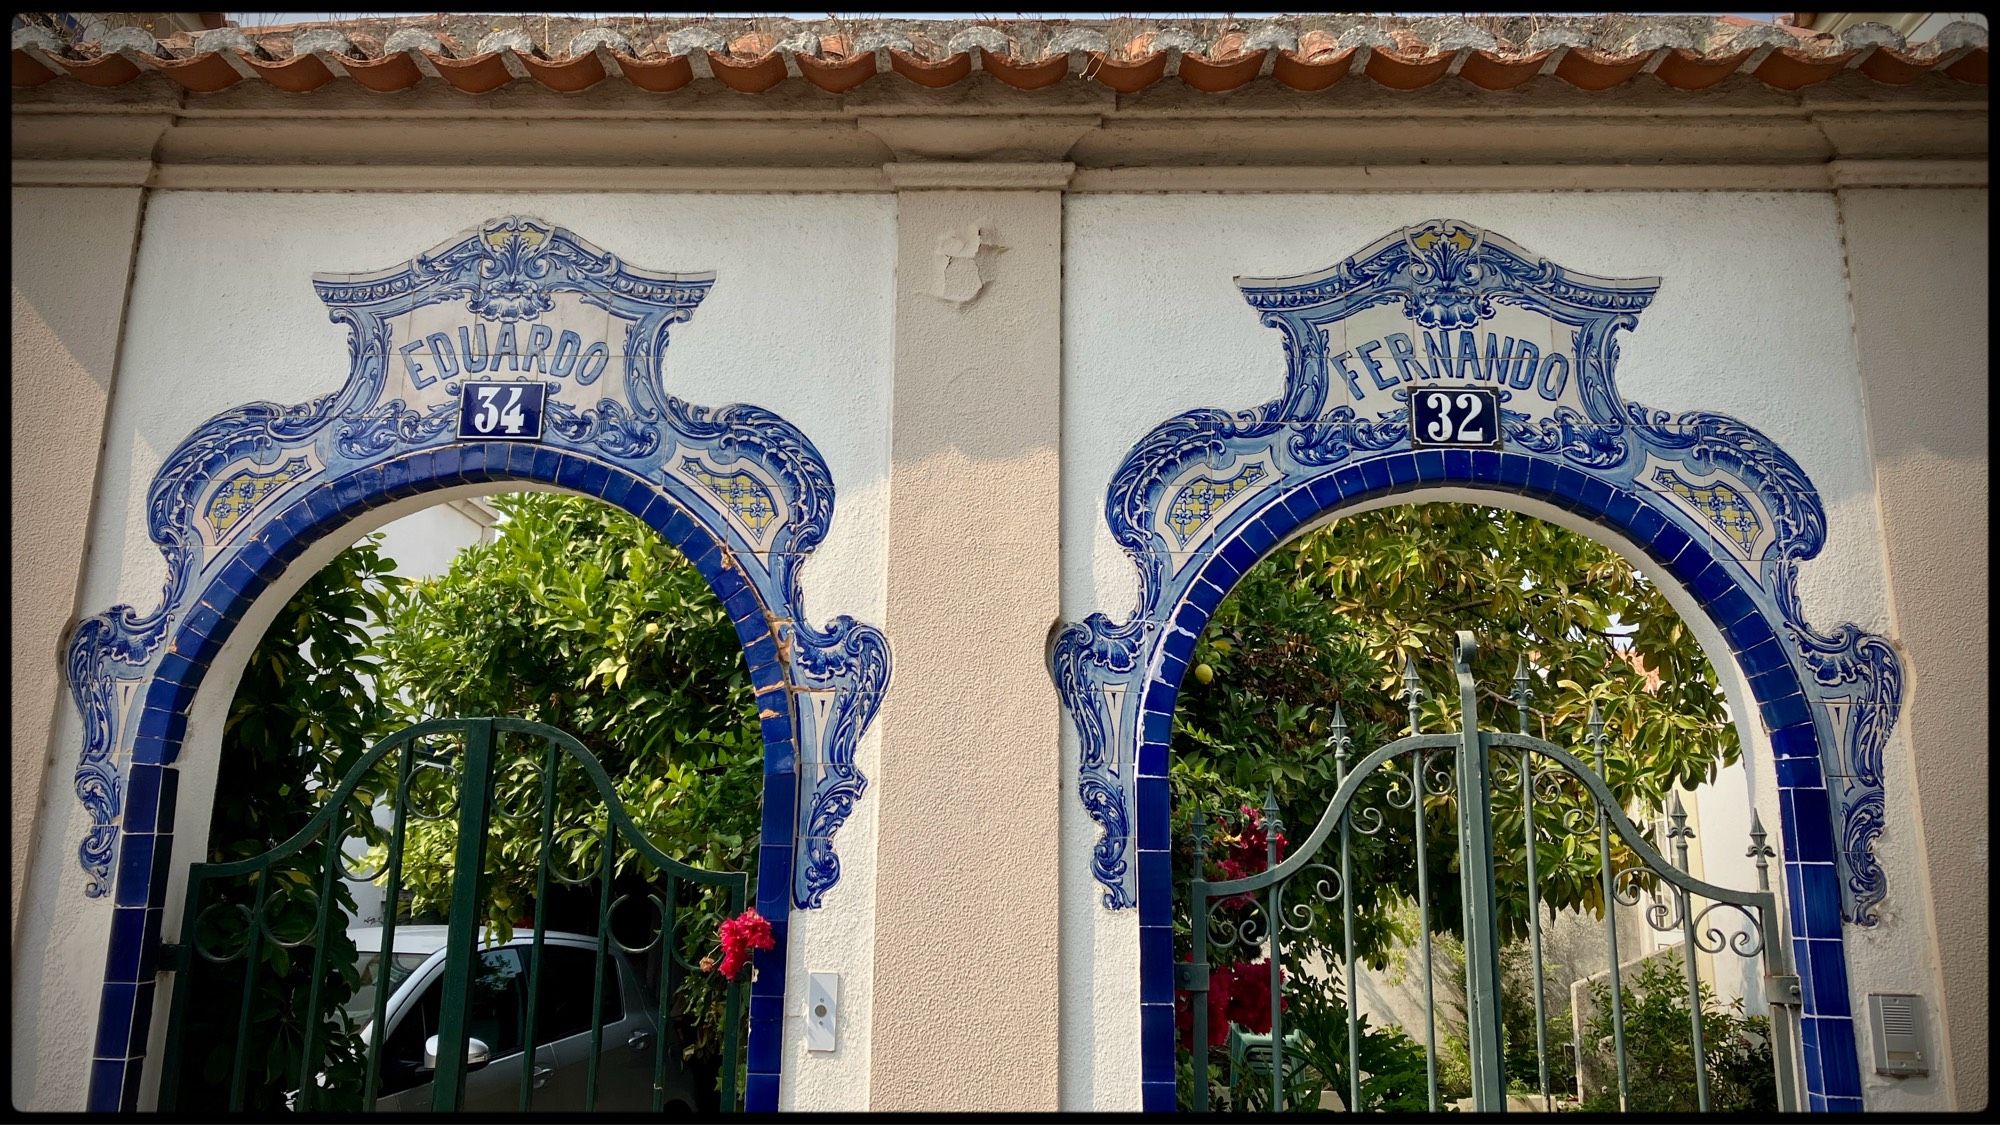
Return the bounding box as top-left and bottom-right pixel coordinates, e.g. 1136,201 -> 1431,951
1213,804 -> 1288,910
716,909 -> 776,981
1176,959 -> 1285,1048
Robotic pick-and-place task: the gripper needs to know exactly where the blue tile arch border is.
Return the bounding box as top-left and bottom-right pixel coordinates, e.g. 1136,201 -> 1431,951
1049,219 -> 1899,1112
65,217 -> 892,1112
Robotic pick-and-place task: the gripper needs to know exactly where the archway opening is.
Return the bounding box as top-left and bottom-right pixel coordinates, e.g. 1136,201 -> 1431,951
119,461 -> 791,1115
1167,499 -> 1785,1113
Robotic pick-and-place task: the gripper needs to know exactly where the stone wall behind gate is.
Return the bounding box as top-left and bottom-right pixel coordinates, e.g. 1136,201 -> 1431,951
9,185 -> 1986,1114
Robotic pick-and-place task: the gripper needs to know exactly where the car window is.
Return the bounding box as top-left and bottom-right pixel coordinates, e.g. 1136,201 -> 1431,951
375,948 -> 526,1096
528,944 -> 625,1044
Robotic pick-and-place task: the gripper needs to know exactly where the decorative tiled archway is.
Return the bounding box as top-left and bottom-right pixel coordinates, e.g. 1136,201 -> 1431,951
1051,220 -> 1903,1112
66,217 -> 890,1112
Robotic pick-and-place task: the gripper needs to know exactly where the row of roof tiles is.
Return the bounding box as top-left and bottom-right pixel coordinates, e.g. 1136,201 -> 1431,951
12,16 -> 1990,97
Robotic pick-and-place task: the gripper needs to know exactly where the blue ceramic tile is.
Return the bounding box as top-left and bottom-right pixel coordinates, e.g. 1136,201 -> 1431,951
1142,708 -> 1172,745
1144,780 -> 1168,848
96,982 -> 137,1058
1466,449 -> 1501,483
1762,692 -> 1811,731
600,470 -> 638,511
1709,588 -> 1760,633
1137,739 -> 1168,777
1736,637 -> 1788,678
302,483 -> 340,525
114,838 -> 155,910
1219,534 -> 1260,576
1808,1091 -> 1827,1112
1689,557 -> 1734,602
1825,1096 -> 1865,1112
1769,724 -> 1818,760
1576,474 -> 1613,513
179,603 -> 221,648
1624,501 -> 1668,546
1649,521 -> 1692,568
236,538 -> 276,582
1774,756 -> 1822,789
1666,543 -> 1714,588
502,440 -> 536,475
1439,448 -> 1472,483
1793,938 -> 1818,1011
1383,454 -> 1419,490
744,1073 -> 779,1114
749,991 -> 784,1025
88,1060 -> 124,1112
124,765 -> 162,834
331,473 -> 369,516
134,706 -> 186,745
758,708 -> 792,748
105,904 -> 147,979
1779,789 -> 1802,858
724,585 -> 762,625
1239,513 -> 1278,555
1807,940 -> 1851,1024
1817,1019 -> 1863,1095
127,980 -> 157,1057
146,652 -> 193,690
1304,471 -> 1345,509
1140,1000 -> 1176,1065
1750,665 -> 1800,705
132,736 -> 170,767
1599,486 -> 1641,528
1726,612 -> 1779,660
1184,577 -> 1226,616
1158,628 -> 1197,667
1798,1003 -> 1821,1052
1797,863 -> 1842,942
1158,648 -> 1188,689
1329,464 -> 1366,499
552,455 -> 592,492
1789,788 -> 1835,861
1522,456 -> 1557,498
1144,677 -> 1179,716
1413,449 -> 1447,481
1138,849 -> 1172,918
1356,457 -> 1391,495
759,777 -> 796,842
746,1016 -> 781,1074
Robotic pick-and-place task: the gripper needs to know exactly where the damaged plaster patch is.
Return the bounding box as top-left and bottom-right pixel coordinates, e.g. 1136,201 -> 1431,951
929,224 -> 1003,305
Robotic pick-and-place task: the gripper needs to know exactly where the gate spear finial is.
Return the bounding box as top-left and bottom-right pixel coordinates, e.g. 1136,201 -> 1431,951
1512,654 -> 1532,735
1746,809 -> 1774,892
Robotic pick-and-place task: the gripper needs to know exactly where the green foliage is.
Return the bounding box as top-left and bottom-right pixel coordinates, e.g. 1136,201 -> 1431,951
1283,973 -> 1435,1112
1428,929 -> 1578,1101
180,537 -> 406,1112
367,491 -> 762,1071
1579,955 -> 1776,1113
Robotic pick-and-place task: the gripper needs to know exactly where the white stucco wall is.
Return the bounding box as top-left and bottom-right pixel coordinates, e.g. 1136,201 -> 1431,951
1058,192 -> 1940,1111
11,192 -> 895,1111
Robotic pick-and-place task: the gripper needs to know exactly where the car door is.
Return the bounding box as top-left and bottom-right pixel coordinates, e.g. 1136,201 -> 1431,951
373,947 -> 533,1111
532,943 -> 659,1110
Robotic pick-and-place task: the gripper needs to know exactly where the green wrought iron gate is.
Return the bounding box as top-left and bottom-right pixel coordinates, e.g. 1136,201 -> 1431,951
155,717 -> 749,1113
1184,633 -> 1803,1113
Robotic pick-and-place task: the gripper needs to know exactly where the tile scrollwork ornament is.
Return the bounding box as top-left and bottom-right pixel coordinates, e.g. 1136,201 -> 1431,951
65,216 -> 889,910
1053,218 -> 1904,926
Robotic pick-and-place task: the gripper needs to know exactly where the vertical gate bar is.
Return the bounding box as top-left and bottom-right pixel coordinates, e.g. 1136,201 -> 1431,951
584,814 -> 614,1113
520,738 -> 559,1112
227,870 -> 270,1112
1452,634 -> 1505,1111
294,828 -> 344,1111
158,875 -> 208,1111
1749,813 -> 1801,1113
1515,658 -> 1553,1110
651,882 -> 677,1113
1332,708 -> 1359,1114
1668,794 -> 1713,1111
363,738 -> 415,1111
1189,810 -> 1212,1113
1263,790 -> 1284,1113
720,879 -> 746,1113
1403,662 -> 1440,1113
431,720 -> 497,1113
1590,705 -> 1631,1111
1413,750 -> 1439,1112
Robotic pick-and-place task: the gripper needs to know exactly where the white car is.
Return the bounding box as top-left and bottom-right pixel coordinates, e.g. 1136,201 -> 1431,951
341,926 -> 698,1112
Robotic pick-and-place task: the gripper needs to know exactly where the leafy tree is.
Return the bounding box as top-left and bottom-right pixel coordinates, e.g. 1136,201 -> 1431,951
367,491 -> 762,1083
1173,502 -> 1741,1103
178,537 -> 405,1112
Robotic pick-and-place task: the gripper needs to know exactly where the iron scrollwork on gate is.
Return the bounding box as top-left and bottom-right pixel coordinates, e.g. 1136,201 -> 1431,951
1182,633 -> 1803,1114
157,717 -> 750,1114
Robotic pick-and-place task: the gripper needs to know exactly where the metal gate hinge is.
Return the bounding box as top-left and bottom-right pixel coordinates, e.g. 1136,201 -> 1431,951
1765,973 -> 1801,1005
159,943 -> 192,973
1176,963 -> 1210,991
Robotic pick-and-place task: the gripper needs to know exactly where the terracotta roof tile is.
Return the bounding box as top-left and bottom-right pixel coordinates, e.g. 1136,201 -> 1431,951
11,14 -> 1990,96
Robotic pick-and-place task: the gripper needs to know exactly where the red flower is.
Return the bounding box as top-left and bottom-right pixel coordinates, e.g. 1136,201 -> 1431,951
1175,958 -> 1286,1049
716,909 -> 776,981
